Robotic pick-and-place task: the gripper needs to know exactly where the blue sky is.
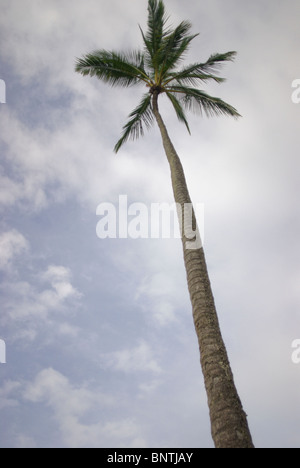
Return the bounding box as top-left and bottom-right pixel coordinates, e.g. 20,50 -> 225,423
0,0 -> 300,448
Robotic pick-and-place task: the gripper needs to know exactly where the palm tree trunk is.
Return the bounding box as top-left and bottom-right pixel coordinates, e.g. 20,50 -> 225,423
152,91 -> 254,449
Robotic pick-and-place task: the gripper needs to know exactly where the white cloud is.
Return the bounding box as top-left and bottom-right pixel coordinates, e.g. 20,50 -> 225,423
0,0 -> 300,448
42,265 -> 82,302
0,230 -> 29,271
132,241 -> 189,327
0,380 -> 21,410
1,264 -> 82,342
102,340 -> 162,375
0,174 -> 23,207
13,435 -> 37,449
0,0 -> 146,87
23,368 -> 145,448
138,379 -> 162,397
0,102 -> 162,212
57,322 -> 80,338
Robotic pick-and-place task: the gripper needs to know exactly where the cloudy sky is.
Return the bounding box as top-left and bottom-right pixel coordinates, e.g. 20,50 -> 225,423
0,0 -> 300,448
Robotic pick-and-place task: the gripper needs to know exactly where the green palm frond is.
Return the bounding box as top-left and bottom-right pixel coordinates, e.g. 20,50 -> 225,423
158,22 -> 198,81
164,52 -> 236,87
170,86 -> 241,118
164,63 -> 226,87
141,0 -> 171,70
75,50 -> 149,87
114,93 -> 154,153
196,51 -> 237,75
166,91 -> 191,134
75,0 -> 241,152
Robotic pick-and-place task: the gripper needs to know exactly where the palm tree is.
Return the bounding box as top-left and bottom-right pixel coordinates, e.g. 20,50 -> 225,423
75,0 -> 254,449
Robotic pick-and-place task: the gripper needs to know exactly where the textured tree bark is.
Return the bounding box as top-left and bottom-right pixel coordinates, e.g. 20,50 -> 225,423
152,91 -> 254,448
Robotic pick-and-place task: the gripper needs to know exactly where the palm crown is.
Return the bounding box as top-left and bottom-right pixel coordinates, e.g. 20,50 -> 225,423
75,0 -> 240,152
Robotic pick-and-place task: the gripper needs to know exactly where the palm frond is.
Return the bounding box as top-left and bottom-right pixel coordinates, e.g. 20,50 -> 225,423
164,62 -> 226,87
196,51 -> 237,75
169,86 -> 241,119
141,0 -> 171,70
158,22 -> 198,80
114,93 -> 154,152
75,50 -> 149,87
166,91 -> 191,134
164,51 -> 236,87
76,0 -> 241,152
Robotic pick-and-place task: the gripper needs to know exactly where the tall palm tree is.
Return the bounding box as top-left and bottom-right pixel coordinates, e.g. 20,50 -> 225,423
75,0 -> 254,449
